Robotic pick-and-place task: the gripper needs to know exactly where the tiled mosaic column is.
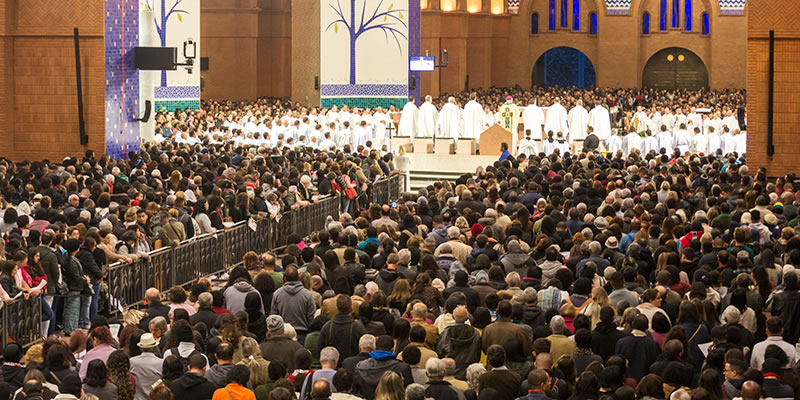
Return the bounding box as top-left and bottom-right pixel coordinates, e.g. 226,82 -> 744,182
105,0 -> 140,160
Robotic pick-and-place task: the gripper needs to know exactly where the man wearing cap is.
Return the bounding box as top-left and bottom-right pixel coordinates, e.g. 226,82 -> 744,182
130,333 -> 163,400
261,314 -> 304,372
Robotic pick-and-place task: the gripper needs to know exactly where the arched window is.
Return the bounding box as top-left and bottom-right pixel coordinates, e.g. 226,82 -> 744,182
642,12 -> 650,35
549,0 -> 556,30
531,12 -> 539,34
672,0 -> 680,28
573,0 -> 580,30
660,0 -> 667,30
702,12 -> 710,35
589,12 -> 597,34
684,0 -> 692,30
561,0 -> 568,27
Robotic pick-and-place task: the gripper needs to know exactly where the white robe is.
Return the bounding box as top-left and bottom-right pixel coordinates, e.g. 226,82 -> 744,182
353,127 -> 370,148
372,112 -> 388,142
720,132 -> 735,155
606,136 -> 623,155
567,105 -> 590,141
588,106 -> 612,141
673,129 -> 692,155
542,139 -> 557,156
723,116 -> 741,133
734,132 -> 747,155
631,111 -> 650,134
398,102 -> 419,137
706,133 -> 721,155
522,105 -> 545,140
437,103 -> 461,139
644,136 -> 659,155
544,103 -> 569,137
517,137 -> 538,157
417,102 -> 438,138
462,100 -> 484,140
656,131 -> 673,153
692,133 -> 708,155
623,133 -> 642,157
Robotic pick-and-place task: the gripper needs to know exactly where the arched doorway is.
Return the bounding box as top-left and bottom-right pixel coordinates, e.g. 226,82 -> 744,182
532,47 -> 596,88
642,47 -> 708,90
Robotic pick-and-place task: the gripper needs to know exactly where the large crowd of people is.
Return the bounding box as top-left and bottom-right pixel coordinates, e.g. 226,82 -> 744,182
1,86 -> 798,400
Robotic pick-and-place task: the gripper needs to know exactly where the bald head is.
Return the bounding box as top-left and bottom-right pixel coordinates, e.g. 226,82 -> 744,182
741,381 -> 761,400
534,352 -> 553,370
412,302 -> 428,317
145,288 -> 160,304
453,305 -> 468,323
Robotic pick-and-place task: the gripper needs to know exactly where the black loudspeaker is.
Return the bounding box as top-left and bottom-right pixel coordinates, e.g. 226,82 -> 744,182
74,28 -> 88,146
767,30 -> 775,157
200,57 -> 209,71
465,74 -> 470,92
134,47 -> 177,70
137,100 -> 152,123
314,76 -> 319,91
410,76 -> 416,91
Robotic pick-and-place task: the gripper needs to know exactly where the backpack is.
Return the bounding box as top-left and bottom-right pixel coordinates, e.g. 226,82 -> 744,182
170,347 -> 202,371
402,228 -> 424,245
178,212 -> 195,240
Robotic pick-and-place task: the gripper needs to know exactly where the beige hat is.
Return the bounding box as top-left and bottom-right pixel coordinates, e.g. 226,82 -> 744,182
137,333 -> 158,349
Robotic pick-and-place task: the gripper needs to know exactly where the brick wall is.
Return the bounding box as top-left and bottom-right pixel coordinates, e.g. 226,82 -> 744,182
0,0 -> 105,161
746,0 -> 800,177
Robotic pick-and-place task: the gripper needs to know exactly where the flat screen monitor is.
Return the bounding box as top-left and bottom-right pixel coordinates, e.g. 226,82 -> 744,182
409,56 -> 435,72
134,47 -> 177,71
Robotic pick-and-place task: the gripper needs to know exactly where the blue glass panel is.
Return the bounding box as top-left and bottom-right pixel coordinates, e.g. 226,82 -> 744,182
561,0 -> 568,27
573,0 -> 580,30
643,12 -> 650,34
534,47 -> 596,88
590,12 -> 597,34
532,12 -> 539,34
672,0 -> 679,28
685,0 -> 692,30
550,0 -> 556,30
702,12 -> 709,35
660,0 -> 667,30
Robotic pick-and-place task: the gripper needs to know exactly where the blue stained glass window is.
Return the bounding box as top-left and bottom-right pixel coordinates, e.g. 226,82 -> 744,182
589,12 -> 597,34
660,0 -> 667,30
550,0 -> 556,30
702,12 -> 709,35
672,0 -> 679,28
685,0 -> 692,30
573,0 -> 580,30
561,0 -> 568,27
643,12 -> 650,35
532,12 -> 539,34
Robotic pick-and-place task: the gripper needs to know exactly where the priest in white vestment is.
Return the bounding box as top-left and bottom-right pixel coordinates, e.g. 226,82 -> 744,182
606,131 -> 623,155
733,129 -> 747,155
623,131 -> 643,157
522,98 -> 545,140
437,97 -> 461,139
567,100 -> 590,141
544,98 -> 569,138
462,93 -> 484,140
722,110 -> 741,133
691,128 -> 708,155
631,107 -> 650,134
720,128 -> 736,155
588,104 -> 612,141
498,96 -> 521,152
706,127 -> 721,155
518,130 -> 539,157
643,132 -> 659,155
672,125 -> 692,155
372,108 -> 388,146
417,95 -> 438,138
656,126 -> 673,153
398,98 -> 419,138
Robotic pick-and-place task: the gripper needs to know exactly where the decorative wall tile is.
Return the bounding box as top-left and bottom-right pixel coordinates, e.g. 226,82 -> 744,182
105,0 -> 140,160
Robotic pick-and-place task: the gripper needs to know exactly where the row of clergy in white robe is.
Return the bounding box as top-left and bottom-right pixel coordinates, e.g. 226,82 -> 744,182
514,127 -> 747,158
398,97 -> 614,142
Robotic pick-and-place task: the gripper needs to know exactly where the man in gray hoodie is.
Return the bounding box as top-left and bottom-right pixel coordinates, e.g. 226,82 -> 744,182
270,265 -> 316,341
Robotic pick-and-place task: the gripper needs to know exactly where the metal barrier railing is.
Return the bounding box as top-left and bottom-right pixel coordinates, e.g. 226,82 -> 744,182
1,296 -> 42,347
2,175 -> 403,348
372,174 -> 407,205
105,195 -> 343,310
